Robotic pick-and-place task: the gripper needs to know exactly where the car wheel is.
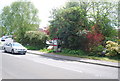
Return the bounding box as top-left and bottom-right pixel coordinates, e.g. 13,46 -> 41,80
4,48 -> 7,53
22,52 -> 26,55
11,49 -> 14,54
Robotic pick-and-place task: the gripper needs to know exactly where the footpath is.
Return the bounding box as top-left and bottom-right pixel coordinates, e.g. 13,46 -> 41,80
27,50 -> 120,68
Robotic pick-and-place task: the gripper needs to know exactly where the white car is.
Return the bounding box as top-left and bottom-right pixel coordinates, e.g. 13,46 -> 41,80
1,36 -> 9,41
3,42 -> 27,55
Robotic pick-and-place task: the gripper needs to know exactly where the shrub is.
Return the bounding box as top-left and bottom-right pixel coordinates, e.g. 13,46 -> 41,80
90,45 -> 104,56
25,45 -> 40,50
62,49 -> 85,55
40,48 -> 54,53
95,45 -> 104,52
105,37 -> 118,42
105,41 -> 119,56
85,32 -> 104,51
24,31 -> 49,49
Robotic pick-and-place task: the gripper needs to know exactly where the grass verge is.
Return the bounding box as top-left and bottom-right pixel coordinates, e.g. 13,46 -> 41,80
39,48 -> 120,62
55,52 -> 120,62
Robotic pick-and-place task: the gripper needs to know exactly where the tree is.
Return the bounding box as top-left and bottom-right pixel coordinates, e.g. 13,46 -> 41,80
24,31 -> 49,49
49,1 -> 118,50
65,1 -> 79,8
0,26 -> 2,37
88,1 -> 118,37
49,4 -> 89,49
0,26 -> 7,37
0,14 -> 7,37
0,1 -> 40,42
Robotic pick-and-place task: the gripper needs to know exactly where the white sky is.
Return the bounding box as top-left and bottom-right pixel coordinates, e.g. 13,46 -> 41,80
0,0 -> 68,28
0,0 -> 118,28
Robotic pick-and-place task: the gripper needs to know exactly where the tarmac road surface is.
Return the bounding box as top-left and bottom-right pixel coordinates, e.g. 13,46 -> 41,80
1,50 -> 118,79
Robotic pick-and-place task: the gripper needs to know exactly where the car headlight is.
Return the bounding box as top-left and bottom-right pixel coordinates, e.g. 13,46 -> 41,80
15,49 -> 20,51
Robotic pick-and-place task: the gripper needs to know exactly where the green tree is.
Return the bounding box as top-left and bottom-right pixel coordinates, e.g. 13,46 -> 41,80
24,31 -> 49,49
0,26 -> 7,37
0,26 -> 2,37
88,1 -> 118,37
0,14 -> 7,37
49,5 -> 89,49
1,1 -> 40,42
65,1 -> 79,8
49,1 -> 118,50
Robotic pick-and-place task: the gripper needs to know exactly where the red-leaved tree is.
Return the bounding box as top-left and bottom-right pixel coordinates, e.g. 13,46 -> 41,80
85,24 -> 104,51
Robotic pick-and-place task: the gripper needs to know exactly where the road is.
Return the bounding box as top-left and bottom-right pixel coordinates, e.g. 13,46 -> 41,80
0,50 -> 118,79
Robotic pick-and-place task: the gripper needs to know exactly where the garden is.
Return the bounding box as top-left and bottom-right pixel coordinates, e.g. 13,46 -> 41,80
39,1 -> 119,62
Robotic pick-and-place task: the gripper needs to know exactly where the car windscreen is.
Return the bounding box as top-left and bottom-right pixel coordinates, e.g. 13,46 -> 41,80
13,43 -> 23,47
2,36 -> 9,39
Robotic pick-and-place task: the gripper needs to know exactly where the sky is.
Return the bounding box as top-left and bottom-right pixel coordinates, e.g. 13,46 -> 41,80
0,0 -> 68,28
0,0 -> 118,28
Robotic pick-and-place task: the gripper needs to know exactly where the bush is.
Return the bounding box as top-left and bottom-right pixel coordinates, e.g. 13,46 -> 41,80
61,48 -> 85,55
105,37 -> 118,42
89,45 -> 104,56
25,45 -> 40,50
105,41 -> 119,56
23,31 -> 49,49
85,31 -> 104,51
40,48 -> 54,53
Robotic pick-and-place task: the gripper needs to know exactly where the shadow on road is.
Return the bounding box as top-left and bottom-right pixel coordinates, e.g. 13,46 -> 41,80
36,53 -> 74,62
1,50 -> 25,56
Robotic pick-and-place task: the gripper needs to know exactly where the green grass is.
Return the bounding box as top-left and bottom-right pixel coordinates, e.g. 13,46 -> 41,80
55,52 -> 120,62
39,48 -> 120,62
40,48 -> 54,53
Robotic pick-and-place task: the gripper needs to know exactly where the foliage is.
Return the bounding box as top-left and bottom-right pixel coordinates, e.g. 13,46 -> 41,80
40,48 -> 54,53
49,6 -> 89,49
24,31 -> 48,49
0,15 -> 7,36
25,45 -> 40,50
85,29 -> 104,51
65,2 -> 79,8
61,48 -> 85,55
0,1 -> 40,42
105,37 -> 118,42
86,32 -> 104,44
40,48 -> 85,55
90,45 -> 104,56
0,27 -> 2,37
40,48 -> 119,62
88,2 -> 118,37
105,41 -> 119,56
49,1 -> 118,51
0,26 -> 7,37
